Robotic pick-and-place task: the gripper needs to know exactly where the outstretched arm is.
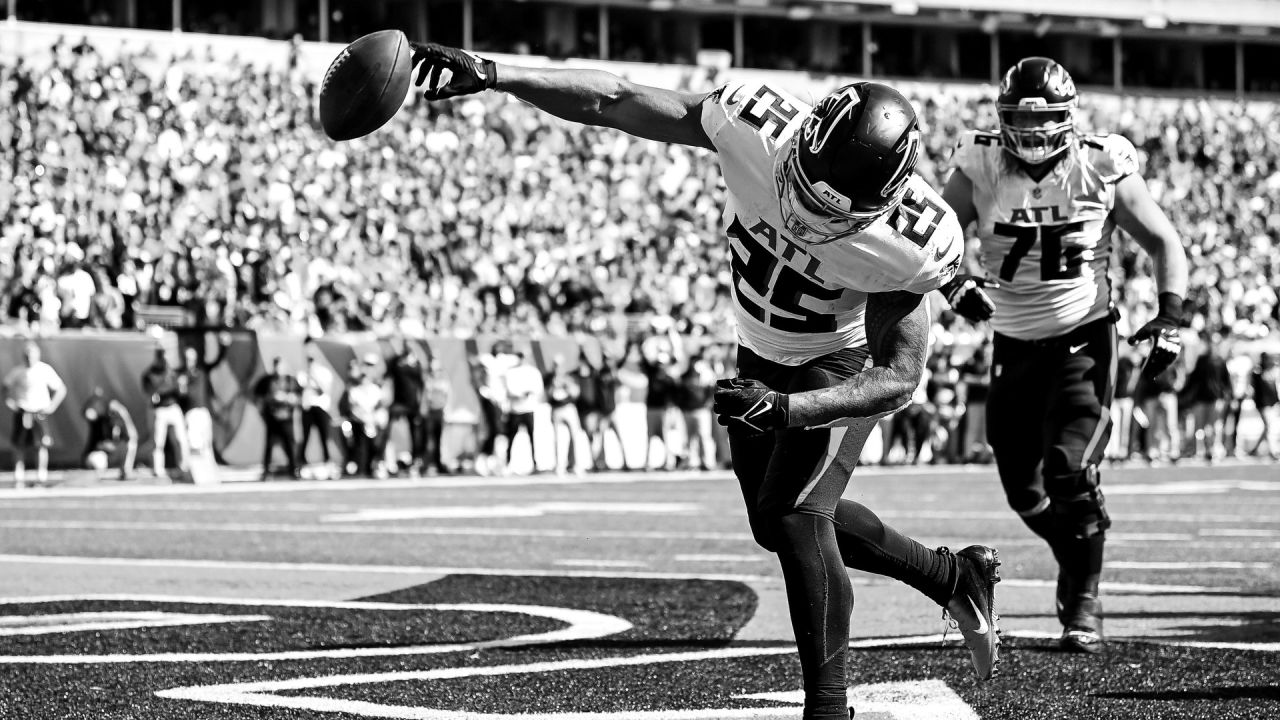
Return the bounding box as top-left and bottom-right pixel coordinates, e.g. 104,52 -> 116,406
495,67 -> 712,149
410,42 -> 713,150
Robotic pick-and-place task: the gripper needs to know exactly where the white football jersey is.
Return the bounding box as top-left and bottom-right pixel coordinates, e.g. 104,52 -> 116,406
951,130 -> 1139,341
701,81 -> 963,366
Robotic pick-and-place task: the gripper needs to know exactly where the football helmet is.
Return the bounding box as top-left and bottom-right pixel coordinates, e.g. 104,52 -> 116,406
997,56 -> 1079,165
776,82 -> 921,244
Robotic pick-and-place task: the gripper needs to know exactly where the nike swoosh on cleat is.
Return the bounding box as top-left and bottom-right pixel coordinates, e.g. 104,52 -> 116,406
966,596 -> 989,635
1069,343 -> 1088,354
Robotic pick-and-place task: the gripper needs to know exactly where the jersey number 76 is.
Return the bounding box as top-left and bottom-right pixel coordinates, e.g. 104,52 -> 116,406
995,221 -> 1088,281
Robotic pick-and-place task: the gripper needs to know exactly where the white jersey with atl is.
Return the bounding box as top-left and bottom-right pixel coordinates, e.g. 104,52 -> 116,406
701,81 -> 963,366
951,130 -> 1139,341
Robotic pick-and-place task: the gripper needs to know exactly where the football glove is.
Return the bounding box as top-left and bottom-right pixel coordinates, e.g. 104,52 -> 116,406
941,274 -> 998,323
1129,292 -> 1184,379
713,378 -> 789,434
410,41 -> 496,100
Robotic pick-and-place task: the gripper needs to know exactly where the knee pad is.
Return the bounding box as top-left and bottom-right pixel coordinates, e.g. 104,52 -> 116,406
1045,463 -> 1110,538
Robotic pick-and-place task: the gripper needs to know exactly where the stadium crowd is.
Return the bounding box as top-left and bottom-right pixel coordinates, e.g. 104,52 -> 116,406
1,37 -> 1278,475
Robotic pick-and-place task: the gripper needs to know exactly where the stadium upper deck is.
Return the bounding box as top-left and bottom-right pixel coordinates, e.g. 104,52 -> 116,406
8,0 -> 1280,93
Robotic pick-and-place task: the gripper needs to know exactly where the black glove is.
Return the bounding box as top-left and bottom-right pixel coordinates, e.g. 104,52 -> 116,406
410,41 -> 497,100
941,274 -> 998,322
713,378 -> 789,433
1129,292 -> 1184,379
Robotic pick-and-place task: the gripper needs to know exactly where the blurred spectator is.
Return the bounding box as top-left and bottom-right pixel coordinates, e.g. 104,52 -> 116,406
1182,333 -> 1232,461
503,349 -> 544,474
470,341 -> 517,475
924,351 -> 963,464
1108,345 -> 1142,462
640,325 -> 684,471
1223,346 -> 1254,458
1135,359 -> 1183,463
298,348 -> 337,469
577,347 -> 624,472
676,350 -> 717,471
177,333 -> 231,462
543,353 -> 585,476
616,343 -> 651,470
423,354 -> 452,474
387,345 -> 427,472
3,341 -> 67,487
81,386 -> 137,481
142,346 -> 190,478
340,358 -> 390,477
253,356 -> 302,480
56,259 -> 96,328
883,373 -> 932,466
1249,353 -> 1280,459
956,341 -> 992,463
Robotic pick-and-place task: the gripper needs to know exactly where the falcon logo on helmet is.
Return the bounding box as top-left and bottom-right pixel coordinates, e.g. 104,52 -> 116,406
777,82 -> 921,245
997,56 -> 1079,165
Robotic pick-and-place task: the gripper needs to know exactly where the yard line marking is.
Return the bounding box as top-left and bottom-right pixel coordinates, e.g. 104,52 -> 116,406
1106,561 -> 1272,570
1160,641 -> 1280,652
0,500 -> 370,512
553,559 -> 649,569
878,511 -> 1279,525
998,578 -> 1245,595
1200,528 -> 1280,538
674,554 -> 766,563
0,520 -> 754,542
0,472 -> 729,500
1107,533 -> 1196,542
323,502 -> 701,523
1106,479 -> 1280,495
0,555 -> 777,584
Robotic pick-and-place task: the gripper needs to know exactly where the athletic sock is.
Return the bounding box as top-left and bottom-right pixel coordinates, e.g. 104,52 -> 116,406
833,499 -> 956,607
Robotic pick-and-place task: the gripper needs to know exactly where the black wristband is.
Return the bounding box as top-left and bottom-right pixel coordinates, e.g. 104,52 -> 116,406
1156,292 -> 1184,323
777,393 -> 791,429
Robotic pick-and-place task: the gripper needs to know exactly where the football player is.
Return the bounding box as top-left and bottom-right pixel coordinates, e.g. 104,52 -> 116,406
940,57 -> 1189,653
407,44 -> 1002,718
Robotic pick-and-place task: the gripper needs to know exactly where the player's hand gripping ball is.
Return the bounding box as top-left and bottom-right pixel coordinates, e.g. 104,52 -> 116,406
319,29 -> 413,141
408,41 -> 497,100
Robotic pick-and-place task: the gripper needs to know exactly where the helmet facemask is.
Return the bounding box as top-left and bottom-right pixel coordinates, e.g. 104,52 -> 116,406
998,102 -> 1075,165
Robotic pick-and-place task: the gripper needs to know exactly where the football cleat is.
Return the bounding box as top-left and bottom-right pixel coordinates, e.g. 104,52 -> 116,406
1057,571 -> 1105,654
941,545 -> 1002,680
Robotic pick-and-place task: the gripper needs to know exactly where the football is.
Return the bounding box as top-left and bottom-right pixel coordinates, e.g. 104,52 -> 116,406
319,29 -> 413,141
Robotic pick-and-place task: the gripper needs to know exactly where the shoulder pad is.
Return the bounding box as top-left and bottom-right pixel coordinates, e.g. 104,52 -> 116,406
949,130 -> 1000,180
1081,133 -> 1140,181
702,81 -> 806,149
